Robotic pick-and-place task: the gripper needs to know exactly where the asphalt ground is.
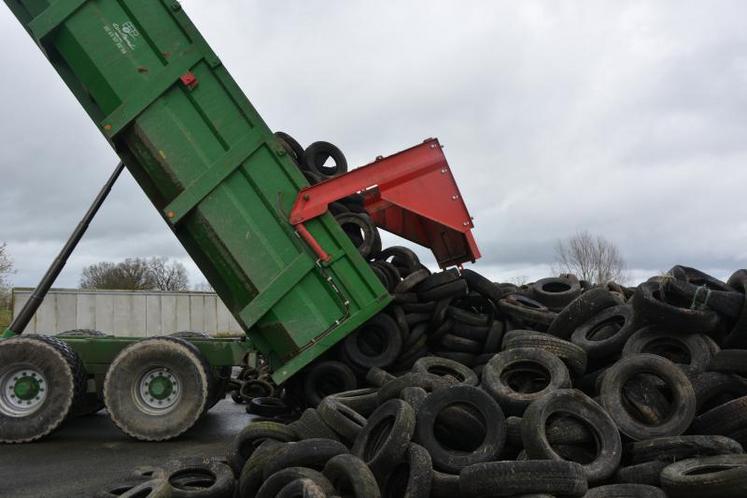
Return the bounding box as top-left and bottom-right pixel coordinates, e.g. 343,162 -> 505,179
0,400 -> 249,498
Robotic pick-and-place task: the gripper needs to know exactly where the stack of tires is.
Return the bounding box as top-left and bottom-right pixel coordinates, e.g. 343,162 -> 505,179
216,264 -> 747,497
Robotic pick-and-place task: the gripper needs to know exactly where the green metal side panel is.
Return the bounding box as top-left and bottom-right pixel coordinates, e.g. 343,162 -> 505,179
4,0 -> 390,382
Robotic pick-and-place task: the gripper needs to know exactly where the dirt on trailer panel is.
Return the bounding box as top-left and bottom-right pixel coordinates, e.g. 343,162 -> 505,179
0,401 -> 248,498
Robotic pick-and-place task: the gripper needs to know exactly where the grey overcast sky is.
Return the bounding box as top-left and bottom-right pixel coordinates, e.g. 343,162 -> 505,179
1,1 -> 746,289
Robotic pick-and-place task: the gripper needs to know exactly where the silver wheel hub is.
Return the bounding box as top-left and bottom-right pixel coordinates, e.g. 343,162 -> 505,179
0,366 -> 48,417
135,367 -> 181,415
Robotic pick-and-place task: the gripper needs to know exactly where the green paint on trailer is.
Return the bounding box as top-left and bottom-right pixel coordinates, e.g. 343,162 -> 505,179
2,0 -> 390,383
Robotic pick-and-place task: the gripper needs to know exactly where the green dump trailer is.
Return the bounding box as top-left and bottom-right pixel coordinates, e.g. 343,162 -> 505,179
0,0 -> 481,444
0,0 -> 391,443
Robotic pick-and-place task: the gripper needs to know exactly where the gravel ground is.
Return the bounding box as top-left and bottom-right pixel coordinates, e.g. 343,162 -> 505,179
0,400 -> 248,498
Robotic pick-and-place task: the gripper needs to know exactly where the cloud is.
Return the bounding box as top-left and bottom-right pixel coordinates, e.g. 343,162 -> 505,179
1,1 -> 746,290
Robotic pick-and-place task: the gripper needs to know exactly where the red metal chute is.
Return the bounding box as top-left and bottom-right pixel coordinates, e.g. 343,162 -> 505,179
290,138 -> 480,268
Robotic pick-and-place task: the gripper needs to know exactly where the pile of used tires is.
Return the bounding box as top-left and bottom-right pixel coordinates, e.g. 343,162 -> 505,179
103,263 -> 747,497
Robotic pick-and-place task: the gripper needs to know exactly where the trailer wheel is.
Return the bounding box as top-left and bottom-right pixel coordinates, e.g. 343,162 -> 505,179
54,329 -> 108,416
104,337 -> 211,441
0,335 -> 86,443
168,331 -> 229,410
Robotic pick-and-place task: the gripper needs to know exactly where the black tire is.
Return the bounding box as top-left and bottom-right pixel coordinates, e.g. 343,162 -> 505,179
288,408 -> 342,442
165,459 -> 235,498
275,131 -> 306,166
329,388 -> 380,417
304,360 -> 358,407
257,468 -> 335,498
632,281 -> 721,335
498,295 -> 558,328
437,333 -> 482,354
381,443 -> 432,498
521,389 -> 622,482
377,372 -> 455,404
482,321 -> 505,354
394,269 -> 431,294
304,141 -> 348,177
226,420 -> 298,476
318,397 -> 367,443
239,379 -> 275,401
96,479 -> 172,498
416,385 -> 506,473
0,335 -> 86,443
623,327 -> 714,373
504,330 -> 588,377
335,212 -> 379,259
660,454 -> 747,498
366,366 -> 396,387
247,397 -> 292,418
461,268 -> 511,305
459,460 -> 588,497
481,348 -> 572,416
375,246 -> 421,276
276,478 -> 328,498
571,305 -> 637,360
584,484 -> 666,498
343,314 -> 403,370
322,454 -> 381,498
708,349 -> 747,376
629,435 -> 744,465
431,471 -> 460,498
599,354 -> 696,441
614,460 -> 668,486
237,440 -> 285,498
691,371 -> 747,414
56,328 -> 107,337
532,276 -> 582,311
418,279 -> 469,302
103,337 -> 212,441
691,396 -> 747,444
412,356 -> 479,386
352,399 -> 416,482
400,387 -> 428,413
548,288 -> 623,339
262,439 -> 350,480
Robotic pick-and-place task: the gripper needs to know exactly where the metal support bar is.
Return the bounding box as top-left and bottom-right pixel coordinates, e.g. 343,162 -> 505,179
3,162 -> 125,338
101,48 -> 204,138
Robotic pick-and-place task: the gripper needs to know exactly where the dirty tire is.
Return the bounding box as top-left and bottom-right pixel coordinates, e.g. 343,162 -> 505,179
521,389 -> 622,482
532,276 -> 582,310
288,408 -> 341,442
226,420 -> 298,476
548,288 -> 623,339
413,356 -> 479,385
304,140 -> 348,177
416,384 -> 505,473
381,443 -> 432,498
660,454 -> 747,498
165,459 -> 234,498
571,305 -> 637,360
481,348 -> 572,416
503,330 -> 588,376
262,438 -> 350,480
96,479 -> 173,498
459,460 -> 588,497
323,453 -> 381,498
257,468 -> 335,498
276,478 -> 328,498
599,354 -> 695,441
275,131 -> 306,166
632,281 -> 721,335
352,399 -> 416,483
304,361 -> 358,407
318,397 -> 367,443
614,461 -> 668,486
629,435 -> 744,465
103,337 -> 211,441
583,484 -> 666,498
343,314 -> 403,370
623,327 -> 714,373
329,388 -> 381,417
0,335 -> 86,443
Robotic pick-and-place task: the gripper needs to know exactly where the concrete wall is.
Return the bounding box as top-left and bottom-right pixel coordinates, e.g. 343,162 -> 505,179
11,288 -> 243,337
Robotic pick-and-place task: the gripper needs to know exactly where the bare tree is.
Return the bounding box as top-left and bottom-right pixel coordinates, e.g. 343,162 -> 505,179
80,258 -> 155,290
80,257 -> 189,291
148,257 -> 189,291
0,242 -> 14,308
553,231 -> 626,285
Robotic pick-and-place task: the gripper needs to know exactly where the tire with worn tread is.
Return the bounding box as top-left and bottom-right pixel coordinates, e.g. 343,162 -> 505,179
103,337 -> 211,441
459,460 -> 588,497
660,454 -> 747,497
